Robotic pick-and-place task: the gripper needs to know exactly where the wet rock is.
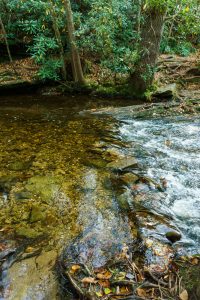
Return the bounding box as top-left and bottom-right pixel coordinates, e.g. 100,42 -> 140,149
7,161 -> 31,171
120,173 -> 139,185
14,191 -> 32,200
25,175 -> 61,202
107,156 -> 138,171
30,206 -> 46,223
4,250 -> 59,300
0,175 -> 19,191
153,83 -> 177,99
15,225 -> 43,239
116,189 -> 133,212
166,231 -> 182,243
104,147 -> 124,160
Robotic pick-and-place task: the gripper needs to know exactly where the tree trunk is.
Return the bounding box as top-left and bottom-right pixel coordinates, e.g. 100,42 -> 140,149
49,0 -> 67,80
63,0 -> 85,84
0,16 -> 18,75
130,7 -> 166,95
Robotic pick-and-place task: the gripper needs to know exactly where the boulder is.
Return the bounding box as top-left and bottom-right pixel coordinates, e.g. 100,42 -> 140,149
153,83 -> 177,99
166,231 -> 182,243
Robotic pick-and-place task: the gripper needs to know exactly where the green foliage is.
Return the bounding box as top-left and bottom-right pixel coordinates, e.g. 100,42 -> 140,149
0,0 -> 199,82
38,59 -> 62,80
161,0 -> 200,55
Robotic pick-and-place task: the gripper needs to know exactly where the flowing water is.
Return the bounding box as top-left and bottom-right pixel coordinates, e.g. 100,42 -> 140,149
118,116 -> 200,254
0,95 -> 199,299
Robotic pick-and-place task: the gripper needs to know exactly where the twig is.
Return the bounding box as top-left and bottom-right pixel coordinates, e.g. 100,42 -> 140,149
146,270 -> 169,287
66,271 -> 84,296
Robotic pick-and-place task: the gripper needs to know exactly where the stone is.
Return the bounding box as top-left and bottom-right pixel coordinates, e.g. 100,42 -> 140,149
120,173 -> 139,185
14,191 -> 32,200
15,226 -> 42,239
8,161 -> 31,171
166,231 -> 182,243
107,156 -> 138,171
116,189 -> 133,212
30,206 -> 46,223
153,83 -> 177,99
5,250 -> 59,300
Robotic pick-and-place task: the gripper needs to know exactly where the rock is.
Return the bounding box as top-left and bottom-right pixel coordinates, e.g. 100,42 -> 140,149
116,189 -> 133,212
30,206 -> 46,223
153,83 -> 177,99
107,156 -> 138,171
120,173 -> 139,185
14,191 -> 32,200
165,231 -> 182,243
8,160 -> 31,171
104,148 -> 124,160
25,175 -> 61,202
5,250 -> 59,300
15,225 -> 42,239
0,175 -> 19,191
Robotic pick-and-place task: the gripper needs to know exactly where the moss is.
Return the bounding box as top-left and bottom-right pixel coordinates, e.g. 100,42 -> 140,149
178,257 -> 200,298
15,224 -> 43,239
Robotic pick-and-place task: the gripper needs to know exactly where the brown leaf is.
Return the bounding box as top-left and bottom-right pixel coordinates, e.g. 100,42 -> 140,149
96,271 -> 112,280
98,280 -> 110,288
190,257 -> 198,265
137,288 -> 147,298
179,289 -> 188,300
81,277 -> 97,284
71,265 -> 81,272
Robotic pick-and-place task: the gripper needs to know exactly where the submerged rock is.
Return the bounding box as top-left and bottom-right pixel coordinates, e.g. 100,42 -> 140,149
7,160 -> 31,171
120,172 -> 139,185
107,156 -> 138,171
30,206 -> 47,223
15,225 -> 43,239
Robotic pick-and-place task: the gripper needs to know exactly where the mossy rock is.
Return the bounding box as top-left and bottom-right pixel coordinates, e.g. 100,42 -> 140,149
25,175 -> 62,202
8,161 -> 31,171
30,205 -> 47,223
15,225 -> 43,239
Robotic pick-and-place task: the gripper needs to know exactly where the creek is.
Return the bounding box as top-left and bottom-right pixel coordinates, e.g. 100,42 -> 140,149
0,95 -> 199,299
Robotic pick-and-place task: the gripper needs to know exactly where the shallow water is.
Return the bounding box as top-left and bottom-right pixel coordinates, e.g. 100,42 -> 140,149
0,95 -> 199,299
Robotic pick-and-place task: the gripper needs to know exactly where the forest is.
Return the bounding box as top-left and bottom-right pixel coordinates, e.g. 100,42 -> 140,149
0,0 -> 199,97
0,1 -> 200,300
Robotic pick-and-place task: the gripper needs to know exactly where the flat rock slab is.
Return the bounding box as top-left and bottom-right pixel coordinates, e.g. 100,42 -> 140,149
107,156 -> 138,171
153,83 -> 177,98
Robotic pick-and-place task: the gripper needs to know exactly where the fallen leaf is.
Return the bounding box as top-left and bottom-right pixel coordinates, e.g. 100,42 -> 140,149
179,289 -> 188,300
115,272 -> 126,280
104,288 -> 112,295
97,271 -> 112,280
71,265 -> 81,272
98,280 -> 110,288
120,286 -> 130,294
96,292 -> 103,297
0,244 -> 6,251
137,288 -> 147,298
81,277 -> 97,284
191,257 -> 198,265
25,247 -> 35,253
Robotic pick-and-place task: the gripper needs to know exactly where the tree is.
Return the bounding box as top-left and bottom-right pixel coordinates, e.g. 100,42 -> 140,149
129,1 -> 167,96
63,0 -> 85,84
49,0 -> 67,80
